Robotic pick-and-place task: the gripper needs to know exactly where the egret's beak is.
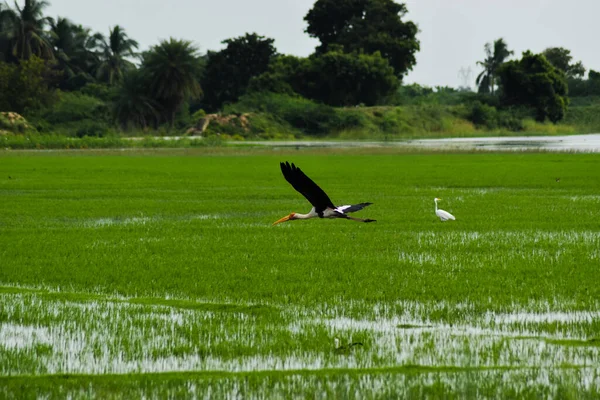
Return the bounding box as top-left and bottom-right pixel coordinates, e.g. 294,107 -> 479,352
272,215 -> 291,226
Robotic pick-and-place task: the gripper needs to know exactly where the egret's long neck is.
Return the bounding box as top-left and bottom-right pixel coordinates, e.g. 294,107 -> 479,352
434,200 -> 438,211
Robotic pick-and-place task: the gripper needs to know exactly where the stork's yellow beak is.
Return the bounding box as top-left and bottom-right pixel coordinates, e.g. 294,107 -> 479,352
272,215 -> 291,226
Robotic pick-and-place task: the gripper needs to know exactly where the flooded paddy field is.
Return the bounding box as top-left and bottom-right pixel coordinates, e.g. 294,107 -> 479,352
1,150 -> 599,398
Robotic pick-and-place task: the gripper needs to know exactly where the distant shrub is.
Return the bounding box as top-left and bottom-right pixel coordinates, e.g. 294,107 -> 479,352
191,109 -> 206,123
467,102 -> 498,129
226,92 -> 338,136
466,102 -> 533,132
496,110 -> 525,131
328,109 -> 369,131
74,119 -> 112,138
80,83 -> 117,102
0,57 -> 58,114
40,92 -> 109,125
562,104 -> 600,132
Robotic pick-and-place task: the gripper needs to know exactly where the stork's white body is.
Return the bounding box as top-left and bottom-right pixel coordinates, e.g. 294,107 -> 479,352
291,206 -> 367,220
434,198 -> 455,221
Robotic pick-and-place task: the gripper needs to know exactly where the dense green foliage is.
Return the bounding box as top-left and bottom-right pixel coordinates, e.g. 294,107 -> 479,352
112,69 -> 159,130
95,25 -> 138,85
0,56 -> 57,113
568,69 -> 600,97
0,0 -> 599,138
201,33 -> 277,112
250,49 -> 399,107
49,17 -> 103,90
497,51 -> 569,122
2,0 -> 54,61
543,47 -> 586,79
1,151 -> 600,397
143,39 -> 203,126
305,0 -> 419,78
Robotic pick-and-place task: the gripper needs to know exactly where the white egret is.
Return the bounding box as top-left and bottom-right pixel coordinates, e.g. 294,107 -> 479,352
434,198 -> 455,221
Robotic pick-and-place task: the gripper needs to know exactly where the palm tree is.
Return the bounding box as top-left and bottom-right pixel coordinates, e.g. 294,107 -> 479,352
0,3 -> 15,60
96,25 -> 139,85
113,69 -> 160,130
476,38 -> 513,95
8,0 -> 54,60
49,17 -> 102,83
142,38 -> 202,126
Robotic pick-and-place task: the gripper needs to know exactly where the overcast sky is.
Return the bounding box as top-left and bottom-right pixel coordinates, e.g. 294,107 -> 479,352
45,0 -> 600,88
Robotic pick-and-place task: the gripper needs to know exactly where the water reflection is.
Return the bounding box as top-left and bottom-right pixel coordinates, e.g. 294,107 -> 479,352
237,134 -> 600,152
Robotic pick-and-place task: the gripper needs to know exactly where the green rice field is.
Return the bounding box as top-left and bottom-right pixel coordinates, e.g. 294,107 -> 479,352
1,149 -> 599,398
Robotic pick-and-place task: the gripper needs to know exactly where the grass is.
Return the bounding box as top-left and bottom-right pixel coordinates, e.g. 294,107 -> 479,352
0,133 -> 223,150
1,149 -> 600,398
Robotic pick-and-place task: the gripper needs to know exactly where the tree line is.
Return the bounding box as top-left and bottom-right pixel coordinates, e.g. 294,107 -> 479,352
1,0 -> 599,135
0,0 -> 422,131
473,38 -> 600,122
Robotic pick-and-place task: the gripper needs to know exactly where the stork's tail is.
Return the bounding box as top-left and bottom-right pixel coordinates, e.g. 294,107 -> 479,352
339,202 -> 373,213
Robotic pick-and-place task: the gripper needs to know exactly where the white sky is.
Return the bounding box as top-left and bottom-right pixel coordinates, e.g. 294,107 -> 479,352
45,0 -> 600,89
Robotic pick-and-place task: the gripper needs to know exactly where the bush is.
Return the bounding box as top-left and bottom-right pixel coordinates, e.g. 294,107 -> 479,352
191,109 -> 206,124
0,57 -> 58,114
467,102 -> 498,129
496,109 -> 526,131
75,119 -> 112,138
466,102 -> 532,132
39,92 -> 109,124
562,105 -> 600,132
226,92 -> 339,136
80,83 -> 117,102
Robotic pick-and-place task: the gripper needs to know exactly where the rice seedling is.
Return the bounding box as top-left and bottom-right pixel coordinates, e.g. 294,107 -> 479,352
1,149 -> 599,398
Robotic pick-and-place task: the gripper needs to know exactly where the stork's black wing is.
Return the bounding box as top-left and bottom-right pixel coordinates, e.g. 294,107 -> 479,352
280,162 -> 335,212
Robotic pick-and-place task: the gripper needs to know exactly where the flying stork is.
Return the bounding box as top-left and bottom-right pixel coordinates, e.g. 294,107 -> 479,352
273,162 -> 376,225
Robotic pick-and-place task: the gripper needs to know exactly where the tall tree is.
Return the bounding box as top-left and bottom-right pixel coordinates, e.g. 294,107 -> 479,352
248,49 -> 398,107
6,0 -> 54,60
303,49 -> 398,106
96,25 -> 138,85
113,69 -> 159,130
49,17 -> 103,88
0,4 -> 15,60
476,38 -> 513,94
304,0 -> 419,78
542,47 -> 585,79
142,38 -> 202,126
497,51 -> 568,123
201,33 -> 276,111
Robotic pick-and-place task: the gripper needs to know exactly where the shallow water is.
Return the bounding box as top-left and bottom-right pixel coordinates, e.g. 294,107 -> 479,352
1,289 -> 599,376
236,134 -> 600,152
